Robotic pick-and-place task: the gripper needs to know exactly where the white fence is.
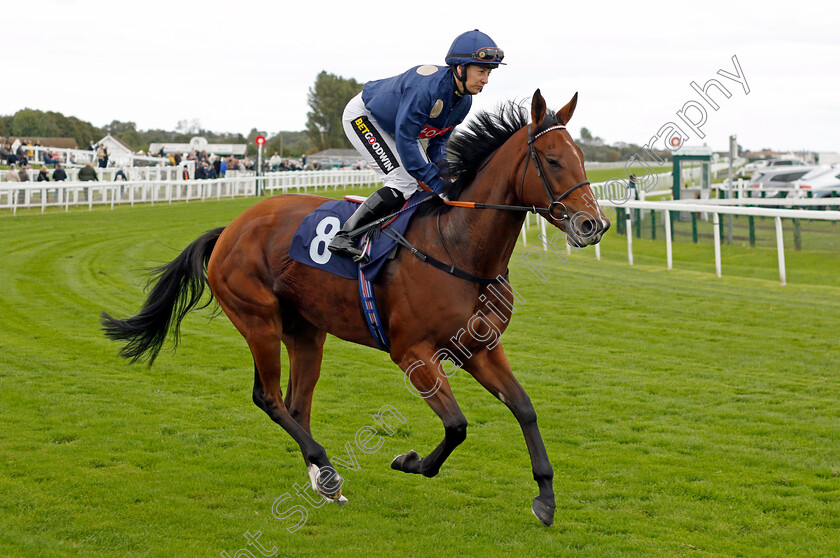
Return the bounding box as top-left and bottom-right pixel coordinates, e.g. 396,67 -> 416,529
4,144 -> 170,168
8,160 -> 836,286
0,169 -> 383,215
1,164 -> 192,184
262,169 -> 381,193
599,200 -> 840,286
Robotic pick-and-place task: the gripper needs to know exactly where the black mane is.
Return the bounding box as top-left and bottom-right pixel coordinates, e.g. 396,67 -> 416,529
441,100 -> 560,201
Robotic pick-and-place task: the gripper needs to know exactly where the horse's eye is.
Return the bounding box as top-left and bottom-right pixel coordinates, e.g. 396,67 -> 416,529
546,158 -> 561,168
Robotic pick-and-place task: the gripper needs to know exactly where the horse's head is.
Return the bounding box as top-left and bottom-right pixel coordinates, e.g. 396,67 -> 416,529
518,89 -> 610,246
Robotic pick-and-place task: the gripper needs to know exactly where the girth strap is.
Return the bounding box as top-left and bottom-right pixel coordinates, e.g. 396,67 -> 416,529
380,228 -> 509,285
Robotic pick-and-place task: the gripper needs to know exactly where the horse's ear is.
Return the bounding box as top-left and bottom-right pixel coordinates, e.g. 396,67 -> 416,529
557,92 -> 578,125
531,89 -> 547,126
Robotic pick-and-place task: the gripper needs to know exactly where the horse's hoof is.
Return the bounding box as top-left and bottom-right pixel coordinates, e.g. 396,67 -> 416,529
326,493 -> 349,506
391,450 -> 420,473
308,464 -> 345,501
531,497 -> 555,527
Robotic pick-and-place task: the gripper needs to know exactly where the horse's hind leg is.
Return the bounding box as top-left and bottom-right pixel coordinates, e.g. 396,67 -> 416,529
281,317 -> 327,435
214,285 -> 343,502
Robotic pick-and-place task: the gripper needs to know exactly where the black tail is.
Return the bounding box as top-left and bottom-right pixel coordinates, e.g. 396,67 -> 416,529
101,227 -> 225,365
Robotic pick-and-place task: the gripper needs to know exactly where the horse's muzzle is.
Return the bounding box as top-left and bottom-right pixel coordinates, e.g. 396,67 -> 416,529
566,212 -> 611,247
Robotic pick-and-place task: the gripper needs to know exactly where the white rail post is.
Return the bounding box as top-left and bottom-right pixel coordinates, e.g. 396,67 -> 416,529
520,222 -> 527,247
626,210 -> 633,265
540,217 -> 548,252
713,212 -> 721,277
664,209 -> 672,270
594,243 -> 601,261
775,216 -> 786,286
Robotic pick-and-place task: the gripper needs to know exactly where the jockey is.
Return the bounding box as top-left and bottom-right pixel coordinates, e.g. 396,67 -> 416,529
328,29 -> 505,262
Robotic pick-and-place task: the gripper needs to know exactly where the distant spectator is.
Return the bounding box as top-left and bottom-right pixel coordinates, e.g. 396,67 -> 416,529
213,157 -> 221,178
37,166 -> 50,182
19,165 -> 31,182
269,151 -> 281,171
228,156 -> 243,171
114,169 -> 128,181
89,140 -> 96,151
52,163 -> 67,181
195,162 -> 206,180
4,164 -> 21,183
205,162 -> 217,179
0,144 -> 10,164
628,174 -> 638,200
16,144 -> 28,167
43,150 -> 60,166
173,152 -> 182,165
219,158 -> 227,177
97,145 -> 109,168
78,162 -> 98,181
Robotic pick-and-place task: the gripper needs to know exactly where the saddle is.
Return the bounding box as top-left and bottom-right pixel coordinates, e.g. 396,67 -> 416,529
289,190 -> 433,282
289,191 -> 434,351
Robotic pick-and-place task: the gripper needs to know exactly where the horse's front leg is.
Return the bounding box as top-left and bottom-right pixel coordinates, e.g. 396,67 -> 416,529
463,345 -> 555,526
390,345 -> 467,478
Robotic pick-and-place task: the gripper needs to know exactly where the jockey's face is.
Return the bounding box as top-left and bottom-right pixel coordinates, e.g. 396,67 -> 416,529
456,64 -> 492,95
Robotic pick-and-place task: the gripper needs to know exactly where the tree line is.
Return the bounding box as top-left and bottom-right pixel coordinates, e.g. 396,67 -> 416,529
1,72 -> 661,162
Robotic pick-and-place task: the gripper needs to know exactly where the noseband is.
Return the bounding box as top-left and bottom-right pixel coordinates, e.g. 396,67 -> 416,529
518,123 -> 590,221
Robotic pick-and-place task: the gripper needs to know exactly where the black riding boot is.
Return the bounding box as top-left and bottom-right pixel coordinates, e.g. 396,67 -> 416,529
328,187 -> 406,262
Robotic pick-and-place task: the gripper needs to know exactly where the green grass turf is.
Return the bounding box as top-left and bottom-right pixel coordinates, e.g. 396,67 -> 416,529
1,188 -> 839,557
583,166 -> 671,185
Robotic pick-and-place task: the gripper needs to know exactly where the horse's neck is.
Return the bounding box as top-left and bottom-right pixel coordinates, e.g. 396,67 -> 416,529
439,150 -> 527,278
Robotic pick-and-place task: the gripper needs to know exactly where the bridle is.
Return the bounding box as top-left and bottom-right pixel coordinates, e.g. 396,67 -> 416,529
430,122 -> 591,220
518,123 -> 591,221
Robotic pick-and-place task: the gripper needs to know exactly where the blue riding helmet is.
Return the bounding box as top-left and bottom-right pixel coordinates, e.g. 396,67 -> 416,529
445,29 -> 505,68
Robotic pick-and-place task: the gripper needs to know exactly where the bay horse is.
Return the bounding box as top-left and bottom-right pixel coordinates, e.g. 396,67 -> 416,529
101,89 -> 609,526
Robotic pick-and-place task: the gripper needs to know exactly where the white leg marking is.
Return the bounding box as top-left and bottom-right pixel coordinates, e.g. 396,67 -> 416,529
308,463 -> 348,505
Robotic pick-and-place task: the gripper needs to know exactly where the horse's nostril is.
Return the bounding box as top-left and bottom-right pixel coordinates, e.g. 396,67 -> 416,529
579,219 -> 597,236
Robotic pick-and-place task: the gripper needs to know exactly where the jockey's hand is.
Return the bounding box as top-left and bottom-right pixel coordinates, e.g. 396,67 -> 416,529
433,156 -> 455,184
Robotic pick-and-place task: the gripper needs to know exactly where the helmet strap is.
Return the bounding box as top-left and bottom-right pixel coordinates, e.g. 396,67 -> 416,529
453,65 -> 473,96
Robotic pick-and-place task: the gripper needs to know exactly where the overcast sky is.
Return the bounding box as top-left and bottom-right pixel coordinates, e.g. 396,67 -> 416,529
4,0 -> 838,153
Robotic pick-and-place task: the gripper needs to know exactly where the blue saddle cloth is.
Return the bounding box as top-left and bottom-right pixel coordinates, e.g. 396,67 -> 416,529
289,191 -> 433,281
